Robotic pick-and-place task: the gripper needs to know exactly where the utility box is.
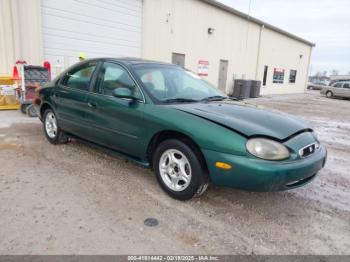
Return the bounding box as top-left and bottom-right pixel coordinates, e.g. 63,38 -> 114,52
250,80 -> 262,98
0,77 -> 20,110
232,79 -> 251,100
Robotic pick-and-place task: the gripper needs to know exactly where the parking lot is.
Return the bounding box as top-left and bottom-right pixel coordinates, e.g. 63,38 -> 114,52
0,91 -> 349,255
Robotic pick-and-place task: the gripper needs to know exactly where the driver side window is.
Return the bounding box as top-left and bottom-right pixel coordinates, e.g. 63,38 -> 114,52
95,63 -> 142,100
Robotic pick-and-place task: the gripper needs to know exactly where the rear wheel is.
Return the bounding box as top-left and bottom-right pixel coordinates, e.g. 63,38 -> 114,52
153,139 -> 209,200
326,91 -> 333,98
20,104 -> 29,114
43,109 -> 68,144
26,104 -> 38,117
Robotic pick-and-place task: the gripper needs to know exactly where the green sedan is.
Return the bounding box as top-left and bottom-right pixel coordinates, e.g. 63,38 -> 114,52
39,58 -> 327,200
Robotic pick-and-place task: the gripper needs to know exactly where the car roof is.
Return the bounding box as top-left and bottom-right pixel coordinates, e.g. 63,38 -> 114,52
85,57 -> 176,67
334,81 -> 348,84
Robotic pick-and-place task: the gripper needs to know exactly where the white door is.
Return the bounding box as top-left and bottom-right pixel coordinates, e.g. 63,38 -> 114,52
41,0 -> 142,77
218,60 -> 229,93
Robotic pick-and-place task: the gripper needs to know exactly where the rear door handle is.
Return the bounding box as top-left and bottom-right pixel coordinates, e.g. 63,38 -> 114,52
88,101 -> 98,108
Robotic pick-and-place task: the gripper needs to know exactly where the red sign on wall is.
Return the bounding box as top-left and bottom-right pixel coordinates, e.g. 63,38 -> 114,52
198,60 -> 209,76
273,68 -> 285,84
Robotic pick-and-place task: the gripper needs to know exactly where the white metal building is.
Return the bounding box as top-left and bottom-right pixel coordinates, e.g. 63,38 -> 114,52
41,0 -> 142,71
0,0 -> 142,77
0,0 -> 314,95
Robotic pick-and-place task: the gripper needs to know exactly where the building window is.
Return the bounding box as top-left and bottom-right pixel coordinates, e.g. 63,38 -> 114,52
289,70 -> 297,84
273,68 -> 285,84
263,66 -> 268,86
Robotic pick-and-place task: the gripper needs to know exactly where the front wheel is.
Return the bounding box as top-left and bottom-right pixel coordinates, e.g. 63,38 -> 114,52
43,109 -> 68,144
326,91 -> 333,98
153,139 -> 209,201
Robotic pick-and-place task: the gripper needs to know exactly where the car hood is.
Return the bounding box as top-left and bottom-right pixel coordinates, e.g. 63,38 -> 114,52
169,102 -> 312,141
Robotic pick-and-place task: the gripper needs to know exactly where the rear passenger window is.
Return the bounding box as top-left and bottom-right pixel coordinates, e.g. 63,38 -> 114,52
343,83 -> 350,89
62,63 -> 97,91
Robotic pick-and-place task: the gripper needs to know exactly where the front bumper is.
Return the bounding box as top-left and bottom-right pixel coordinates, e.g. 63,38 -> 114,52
203,145 -> 327,191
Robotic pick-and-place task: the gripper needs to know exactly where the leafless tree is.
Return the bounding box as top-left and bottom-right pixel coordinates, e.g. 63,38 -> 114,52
331,70 -> 339,76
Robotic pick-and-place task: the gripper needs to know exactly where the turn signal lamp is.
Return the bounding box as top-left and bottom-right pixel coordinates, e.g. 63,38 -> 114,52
215,162 -> 233,170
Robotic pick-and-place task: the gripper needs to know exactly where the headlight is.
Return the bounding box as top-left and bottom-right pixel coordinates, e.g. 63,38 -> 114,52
246,138 -> 290,161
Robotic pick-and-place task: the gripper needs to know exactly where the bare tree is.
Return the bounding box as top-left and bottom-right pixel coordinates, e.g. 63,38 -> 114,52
331,70 -> 339,76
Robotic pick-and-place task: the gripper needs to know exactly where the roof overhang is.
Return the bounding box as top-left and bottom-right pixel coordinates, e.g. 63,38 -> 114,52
200,0 -> 316,47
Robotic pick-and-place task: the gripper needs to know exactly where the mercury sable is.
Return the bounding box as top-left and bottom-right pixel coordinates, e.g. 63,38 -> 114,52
39,58 -> 327,200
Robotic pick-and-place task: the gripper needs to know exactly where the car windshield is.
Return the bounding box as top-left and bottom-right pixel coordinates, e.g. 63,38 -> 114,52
133,65 -> 226,103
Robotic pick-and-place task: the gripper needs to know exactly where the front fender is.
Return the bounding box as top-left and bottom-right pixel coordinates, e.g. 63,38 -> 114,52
142,105 -> 248,157
39,87 -> 57,121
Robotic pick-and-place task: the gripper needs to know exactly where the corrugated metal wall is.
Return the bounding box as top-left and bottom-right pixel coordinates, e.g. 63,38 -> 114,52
0,0 -> 142,76
0,0 -> 43,75
41,0 -> 142,76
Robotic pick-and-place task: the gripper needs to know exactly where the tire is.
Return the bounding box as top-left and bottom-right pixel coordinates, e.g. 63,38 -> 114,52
326,91 -> 333,98
43,109 -> 68,144
20,104 -> 29,114
153,139 -> 209,201
26,104 -> 38,118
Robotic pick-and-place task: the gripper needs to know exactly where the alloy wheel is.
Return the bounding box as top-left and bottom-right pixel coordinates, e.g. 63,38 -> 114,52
45,112 -> 58,139
159,149 -> 192,192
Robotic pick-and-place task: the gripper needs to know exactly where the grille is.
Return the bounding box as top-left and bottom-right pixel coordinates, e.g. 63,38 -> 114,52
285,174 -> 317,188
299,142 -> 319,158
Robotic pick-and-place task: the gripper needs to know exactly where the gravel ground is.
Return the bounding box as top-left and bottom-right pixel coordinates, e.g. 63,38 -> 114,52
0,91 -> 349,255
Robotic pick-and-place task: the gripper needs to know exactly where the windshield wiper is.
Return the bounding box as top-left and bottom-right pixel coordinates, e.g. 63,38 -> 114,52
163,98 -> 199,103
201,96 -> 235,102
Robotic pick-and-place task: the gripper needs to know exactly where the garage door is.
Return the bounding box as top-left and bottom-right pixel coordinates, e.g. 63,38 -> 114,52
41,0 -> 142,76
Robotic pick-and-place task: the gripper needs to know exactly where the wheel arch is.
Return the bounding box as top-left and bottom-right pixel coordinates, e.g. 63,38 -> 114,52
40,102 -> 54,119
147,130 -> 209,173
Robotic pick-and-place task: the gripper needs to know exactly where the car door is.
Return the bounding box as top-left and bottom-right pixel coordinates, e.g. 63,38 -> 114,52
331,82 -> 343,96
341,82 -> 350,98
54,61 -> 98,139
85,62 -> 146,158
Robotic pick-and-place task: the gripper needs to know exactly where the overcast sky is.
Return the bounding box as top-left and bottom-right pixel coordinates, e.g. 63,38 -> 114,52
218,0 -> 350,75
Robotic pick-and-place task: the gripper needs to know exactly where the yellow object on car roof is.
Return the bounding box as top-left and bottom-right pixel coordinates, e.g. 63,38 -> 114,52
79,52 -> 87,60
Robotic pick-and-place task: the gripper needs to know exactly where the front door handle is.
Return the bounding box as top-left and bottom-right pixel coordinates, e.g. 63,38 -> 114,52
88,101 -> 98,108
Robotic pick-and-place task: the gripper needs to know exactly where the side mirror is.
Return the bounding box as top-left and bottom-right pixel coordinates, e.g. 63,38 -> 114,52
112,88 -> 135,100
